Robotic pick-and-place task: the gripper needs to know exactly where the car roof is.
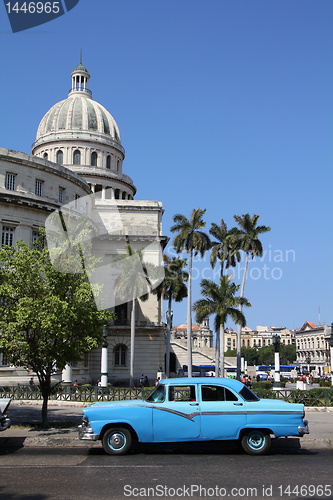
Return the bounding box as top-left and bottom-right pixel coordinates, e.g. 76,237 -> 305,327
158,377 -> 244,391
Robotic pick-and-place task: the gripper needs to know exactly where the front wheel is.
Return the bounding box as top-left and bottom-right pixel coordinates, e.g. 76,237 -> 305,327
241,429 -> 271,455
102,427 -> 132,455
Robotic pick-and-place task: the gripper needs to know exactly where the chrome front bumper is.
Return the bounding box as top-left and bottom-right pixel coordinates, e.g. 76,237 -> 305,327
298,419 -> 309,436
0,417 -> 11,431
78,423 -> 99,441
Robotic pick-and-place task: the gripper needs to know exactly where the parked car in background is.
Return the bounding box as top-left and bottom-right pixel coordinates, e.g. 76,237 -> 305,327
0,398 -> 11,431
78,377 -> 309,456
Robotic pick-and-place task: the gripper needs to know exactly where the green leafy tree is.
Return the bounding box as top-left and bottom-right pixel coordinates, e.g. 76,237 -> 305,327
170,208 -> 210,377
153,255 -> 188,377
280,344 -> 296,365
225,346 -> 260,366
193,276 -> 251,377
0,239 -> 112,424
233,214 -> 271,379
258,345 -> 275,366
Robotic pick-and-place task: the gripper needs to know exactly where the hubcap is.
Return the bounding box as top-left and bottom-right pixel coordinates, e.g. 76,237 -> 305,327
248,432 -> 265,450
109,432 -> 126,450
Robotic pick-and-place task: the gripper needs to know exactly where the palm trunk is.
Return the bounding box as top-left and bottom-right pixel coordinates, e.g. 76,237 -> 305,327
186,249 -> 193,378
130,298 -> 136,387
166,296 -> 172,377
215,328 -> 220,377
220,323 -> 225,378
237,252 -> 249,380
216,269 -> 223,377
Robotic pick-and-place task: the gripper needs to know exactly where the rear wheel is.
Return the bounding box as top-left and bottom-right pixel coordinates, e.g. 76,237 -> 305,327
241,429 -> 271,455
102,427 -> 132,455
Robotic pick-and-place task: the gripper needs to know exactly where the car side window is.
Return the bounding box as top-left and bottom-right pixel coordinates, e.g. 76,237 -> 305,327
201,385 -> 238,402
225,388 -> 239,401
169,385 -> 196,402
146,385 -> 165,402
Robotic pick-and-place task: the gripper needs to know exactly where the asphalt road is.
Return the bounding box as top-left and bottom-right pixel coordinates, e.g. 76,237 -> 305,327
0,446 -> 332,500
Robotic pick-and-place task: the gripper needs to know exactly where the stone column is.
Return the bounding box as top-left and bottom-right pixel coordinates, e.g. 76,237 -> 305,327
62,364 -> 72,384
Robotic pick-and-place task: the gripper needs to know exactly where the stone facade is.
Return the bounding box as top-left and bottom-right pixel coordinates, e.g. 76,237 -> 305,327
225,326 -> 295,351
295,321 -> 331,376
0,62 -> 167,387
170,323 -> 236,375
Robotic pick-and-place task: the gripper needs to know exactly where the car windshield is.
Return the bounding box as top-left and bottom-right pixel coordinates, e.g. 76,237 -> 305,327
145,384 -> 165,402
239,385 -> 259,401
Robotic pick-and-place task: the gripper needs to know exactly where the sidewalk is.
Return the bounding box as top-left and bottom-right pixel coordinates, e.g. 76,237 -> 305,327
0,401 -> 332,450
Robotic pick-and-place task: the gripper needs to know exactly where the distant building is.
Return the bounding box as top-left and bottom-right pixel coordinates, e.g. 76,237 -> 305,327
295,321 -> 331,376
170,321 -> 237,375
224,326 -> 295,351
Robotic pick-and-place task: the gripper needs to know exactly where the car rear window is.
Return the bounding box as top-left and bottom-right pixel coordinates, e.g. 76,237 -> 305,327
239,385 -> 259,401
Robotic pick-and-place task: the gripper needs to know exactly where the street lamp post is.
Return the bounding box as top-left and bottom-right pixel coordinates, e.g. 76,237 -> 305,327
101,325 -> 108,388
165,310 -> 173,378
306,355 -> 311,375
328,324 -> 333,387
273,334 -> 282,388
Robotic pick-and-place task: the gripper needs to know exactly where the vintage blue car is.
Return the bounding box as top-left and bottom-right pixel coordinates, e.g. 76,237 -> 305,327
78,377 -> 309,455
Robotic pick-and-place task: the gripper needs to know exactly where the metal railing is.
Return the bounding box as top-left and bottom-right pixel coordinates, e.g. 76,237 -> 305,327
0,386 -> 332,406
0,385 -> 152,403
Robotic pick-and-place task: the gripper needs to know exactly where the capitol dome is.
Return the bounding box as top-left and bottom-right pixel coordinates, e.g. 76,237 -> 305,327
34,95 -> 121,145
32,62 -> 123,153
32,61 -> 136,200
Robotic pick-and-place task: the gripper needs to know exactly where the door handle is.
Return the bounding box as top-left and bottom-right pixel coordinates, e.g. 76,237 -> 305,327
189,402 -> 199,406
233,402 -> 243,406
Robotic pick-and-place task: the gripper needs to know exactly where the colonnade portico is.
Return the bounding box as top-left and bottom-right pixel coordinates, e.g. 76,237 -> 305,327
37,146 -> 123,173
89,184 -> 133,200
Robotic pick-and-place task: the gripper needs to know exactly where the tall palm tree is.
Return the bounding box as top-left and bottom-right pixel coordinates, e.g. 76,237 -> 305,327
193,276 -> 251,377
210,219 -> 241,278
115,244 -> 160,387
170,208 -> 210,377
153,255 -> 188,377
234,213 -> 271,380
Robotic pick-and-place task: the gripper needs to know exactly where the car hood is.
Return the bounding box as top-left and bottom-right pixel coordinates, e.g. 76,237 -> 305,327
83,399 -> 149,413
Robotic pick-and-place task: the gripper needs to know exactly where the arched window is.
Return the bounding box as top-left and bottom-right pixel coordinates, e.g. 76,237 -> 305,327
106,155 -> 111,169
43,153 -> 48,160
91,152 -> 97,166
56,150 -> 63,165
116,160 -> 120,171
115,189 -> 120,199
114,344 -> 127,367
73,150 -> 81,165
122,191 -> 126,199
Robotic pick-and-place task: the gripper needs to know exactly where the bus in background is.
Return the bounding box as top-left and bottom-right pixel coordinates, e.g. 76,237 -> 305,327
256,364 -> 300,380
180,365 -> 237,377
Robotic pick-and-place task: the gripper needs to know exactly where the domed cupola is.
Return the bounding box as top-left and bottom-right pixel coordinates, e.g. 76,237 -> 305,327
32,59 -> 136,200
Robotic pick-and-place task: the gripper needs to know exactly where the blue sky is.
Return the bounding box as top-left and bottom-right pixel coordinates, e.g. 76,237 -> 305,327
1,0 -> 332,331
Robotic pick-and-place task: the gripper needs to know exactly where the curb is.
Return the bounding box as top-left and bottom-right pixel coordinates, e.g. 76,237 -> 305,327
1,432 -> 332,450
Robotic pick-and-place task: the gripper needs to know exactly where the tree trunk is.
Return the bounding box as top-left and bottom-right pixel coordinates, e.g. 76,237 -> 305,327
215,328 -> 220,377
41,393 -> 48,425
237,252 -> 249,380
166,296 -> 172,377
129,298 -> 136,387
220,323 -> 225,378
38,372 -> 51,425
186,249 -> 193,378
